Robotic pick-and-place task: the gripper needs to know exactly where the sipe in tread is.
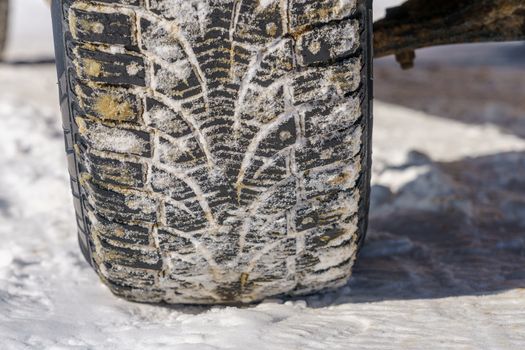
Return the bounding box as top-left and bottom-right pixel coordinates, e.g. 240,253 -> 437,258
51,0 -> 373,304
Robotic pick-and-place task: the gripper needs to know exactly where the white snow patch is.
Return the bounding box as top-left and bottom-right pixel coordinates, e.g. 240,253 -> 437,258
149,0 -> 211,36
373,102 -> 525,168
81,121 -> 148,155
126,62 -> 141,76
257,0 -> 279,11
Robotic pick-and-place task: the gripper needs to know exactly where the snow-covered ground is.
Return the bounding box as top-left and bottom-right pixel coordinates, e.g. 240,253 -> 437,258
1,1 -> 525,349
1,64 -> 525,349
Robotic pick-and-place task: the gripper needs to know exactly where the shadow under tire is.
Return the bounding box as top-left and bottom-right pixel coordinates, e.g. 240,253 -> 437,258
51,0 -> 373,304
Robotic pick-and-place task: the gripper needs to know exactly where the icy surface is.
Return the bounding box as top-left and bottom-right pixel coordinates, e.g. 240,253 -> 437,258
1,84 -> 525,348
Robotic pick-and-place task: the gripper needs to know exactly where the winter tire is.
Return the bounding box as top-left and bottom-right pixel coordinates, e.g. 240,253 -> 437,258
51,0 -> 373,304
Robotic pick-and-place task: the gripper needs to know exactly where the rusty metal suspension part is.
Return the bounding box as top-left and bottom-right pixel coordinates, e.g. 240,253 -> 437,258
373,0 -> 525,68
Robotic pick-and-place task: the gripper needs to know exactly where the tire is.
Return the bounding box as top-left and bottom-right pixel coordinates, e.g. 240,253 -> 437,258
51,0 -> 373,304
0,0 -> 8,59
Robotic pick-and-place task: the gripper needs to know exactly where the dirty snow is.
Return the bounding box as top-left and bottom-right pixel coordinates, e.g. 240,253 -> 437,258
1,1 -> 525,349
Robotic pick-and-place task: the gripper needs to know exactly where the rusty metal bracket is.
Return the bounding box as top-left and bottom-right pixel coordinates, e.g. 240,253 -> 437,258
374,0 -> 525,67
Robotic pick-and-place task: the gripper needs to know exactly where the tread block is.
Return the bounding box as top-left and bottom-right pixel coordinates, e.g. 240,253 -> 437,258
76,117 -> 152,157
153,63 -> 202,100
297,226 -> 357,280
84,179 -> 157,223
99,236 -> 163,270
164,200 -> 208,232
93,0 -> 142,6
76,84 -> 142,123
303,96 -> 361,138
139,17 -> 189,63
249,238 -> 296,283
296,126 -> 362,172
84,151 -> 146,188
103,267 -> 158,291
76,48 -> 146,86
157,136 -> 206,170
295,190 -> 359,235
90,213 -> 151,246
233,0 -> 284,45
240,214 -> 288,253
303,163 -> 361,199
148,0 -> 209,21
198,230 -> 240,264
146,97 -> 192,138
253,39 -> 294,87
255,117 -> 297,158
157,230 -> 196,255
150,166 -> 196,201
296,20 -> 360,66
293,58 -> 362,104
256,177 -> 297,215
240,155 -> 288,187
70,7 -> 137,47
158,230 -> 198,255
163,255 -> 209,278
289,0 -> 357,31
101,275 -> 165,302
240,85 -> 286,125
